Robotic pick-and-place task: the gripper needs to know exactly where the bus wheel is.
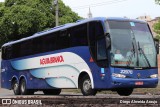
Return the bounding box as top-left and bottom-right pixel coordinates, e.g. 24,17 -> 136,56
117,88 -> 133,96
80,75 -> 97,96
43,89 -> 61,95
20,79 -> 33,95
12,80 -> 20,95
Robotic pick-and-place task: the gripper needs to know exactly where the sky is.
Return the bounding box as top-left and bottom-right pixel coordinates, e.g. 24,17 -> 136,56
0,0 -> 160,19
63,0 -> 160,19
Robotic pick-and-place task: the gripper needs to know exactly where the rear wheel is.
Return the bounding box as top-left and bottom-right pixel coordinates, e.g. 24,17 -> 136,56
20,79 -> 34,95
12,80 -> 20,95
117,88 -> 133,96
43,89 -> 61,95
80,75 -> 97,96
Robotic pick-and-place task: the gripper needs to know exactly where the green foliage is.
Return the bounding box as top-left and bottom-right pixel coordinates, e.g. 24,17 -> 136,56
0,2 -> 4,7
1,5 -> 48,39
154,0 -> 160,40
58,0 -> 81,25
0,0 -> 82,46
0,2 -> 5,17
155,0 -> 160,5
154,19 -> 160,40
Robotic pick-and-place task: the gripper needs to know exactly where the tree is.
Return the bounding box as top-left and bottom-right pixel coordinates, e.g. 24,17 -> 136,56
0,2 -> 8,46
0,0 -> 82,46
0,5 -> 49,39
154,0 -> 160,39
155,0 -> 160,5
58,0 -> 81,25
5,0 -> 55,27
154,19 -> 160,39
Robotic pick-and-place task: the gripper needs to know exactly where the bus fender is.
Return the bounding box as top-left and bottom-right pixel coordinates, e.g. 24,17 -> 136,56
79,69 -> 94,89
19,75 -> 28,85
11,76 -> 19,89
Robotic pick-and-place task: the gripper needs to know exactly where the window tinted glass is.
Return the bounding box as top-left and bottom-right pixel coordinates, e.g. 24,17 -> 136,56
70,24 -> 88,47
19,40 -> 32,57
97,38 -> 107,60
56,30 -> 70,49
3,23 -> 89,59
88,21 -> 107,67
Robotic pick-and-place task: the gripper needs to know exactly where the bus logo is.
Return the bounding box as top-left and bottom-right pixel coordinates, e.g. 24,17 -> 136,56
40,55 -> 64,65
137,73 -> 141,79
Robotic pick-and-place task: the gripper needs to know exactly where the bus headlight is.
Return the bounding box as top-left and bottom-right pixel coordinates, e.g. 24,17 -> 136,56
150,74 -> 158,78
112,73 -> 126,78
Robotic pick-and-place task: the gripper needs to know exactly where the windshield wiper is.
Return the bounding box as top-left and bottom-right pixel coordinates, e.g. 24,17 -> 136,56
126,42 -> 135,66
137,42 -> 151,67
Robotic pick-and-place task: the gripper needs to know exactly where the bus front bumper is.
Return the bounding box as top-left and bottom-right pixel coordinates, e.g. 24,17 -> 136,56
110,77 -> 158,89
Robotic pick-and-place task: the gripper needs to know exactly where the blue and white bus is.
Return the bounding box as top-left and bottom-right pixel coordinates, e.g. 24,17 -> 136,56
1,17 -> 159,96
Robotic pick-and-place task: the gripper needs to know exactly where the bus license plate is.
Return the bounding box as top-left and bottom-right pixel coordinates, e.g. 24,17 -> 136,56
135,81 -> 143,85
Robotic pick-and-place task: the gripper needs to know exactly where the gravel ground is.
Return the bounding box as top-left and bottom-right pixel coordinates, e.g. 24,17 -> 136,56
0,88 -> 160,107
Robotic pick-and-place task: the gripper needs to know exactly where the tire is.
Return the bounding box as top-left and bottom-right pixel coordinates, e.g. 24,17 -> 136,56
12,80 -> 20,95
43,89 -> 61,95
20,79 -> 34,95
80,75 -> 97,96
117,88 -> 133,96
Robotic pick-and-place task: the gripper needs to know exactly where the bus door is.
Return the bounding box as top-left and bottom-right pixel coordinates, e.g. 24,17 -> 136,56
88,21 -> 111,87
88,21 -> 109,68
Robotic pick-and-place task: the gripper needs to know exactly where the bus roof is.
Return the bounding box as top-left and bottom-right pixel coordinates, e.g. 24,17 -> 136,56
2,17 -> 147,47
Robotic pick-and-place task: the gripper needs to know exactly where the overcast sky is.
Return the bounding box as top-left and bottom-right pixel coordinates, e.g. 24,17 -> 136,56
0,0 -> 160,19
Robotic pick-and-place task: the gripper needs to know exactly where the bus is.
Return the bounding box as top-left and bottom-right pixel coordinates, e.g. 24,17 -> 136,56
1,17 -> 159,96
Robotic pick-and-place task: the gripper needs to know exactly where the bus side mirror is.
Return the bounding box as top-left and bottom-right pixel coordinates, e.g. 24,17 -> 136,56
154,38 -> 159,54
105,33 -> 111,49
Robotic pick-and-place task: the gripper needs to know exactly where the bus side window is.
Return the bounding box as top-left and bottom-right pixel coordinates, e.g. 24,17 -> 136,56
89,21 -> 104,60
32,37 -> 42,54
70,24 -> 88,47
19,40 -> 32,57
2,47 -> 6,60
88,22 -> 96,60
44,33 -> 57,52
12,43 -> 20,58
7,46 -> 12,59
89,21 -> 107,67
97,38 -> 107,60
56,30 -> 70,50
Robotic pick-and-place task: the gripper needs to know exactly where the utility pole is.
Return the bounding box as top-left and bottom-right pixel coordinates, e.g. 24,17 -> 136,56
54,0 -> 59,26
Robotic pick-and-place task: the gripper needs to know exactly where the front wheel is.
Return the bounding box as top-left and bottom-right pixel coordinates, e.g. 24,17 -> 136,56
117,88 -> 133,96
80,75 -> 97,96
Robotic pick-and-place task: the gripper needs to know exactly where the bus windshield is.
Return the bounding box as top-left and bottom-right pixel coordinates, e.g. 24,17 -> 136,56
108,21 -> 157,68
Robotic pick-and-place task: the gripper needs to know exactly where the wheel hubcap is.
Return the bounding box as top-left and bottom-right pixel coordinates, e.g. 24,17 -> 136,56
14,83 -> 18,92
21,83 -> 25,93
83,79 -> 91,93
